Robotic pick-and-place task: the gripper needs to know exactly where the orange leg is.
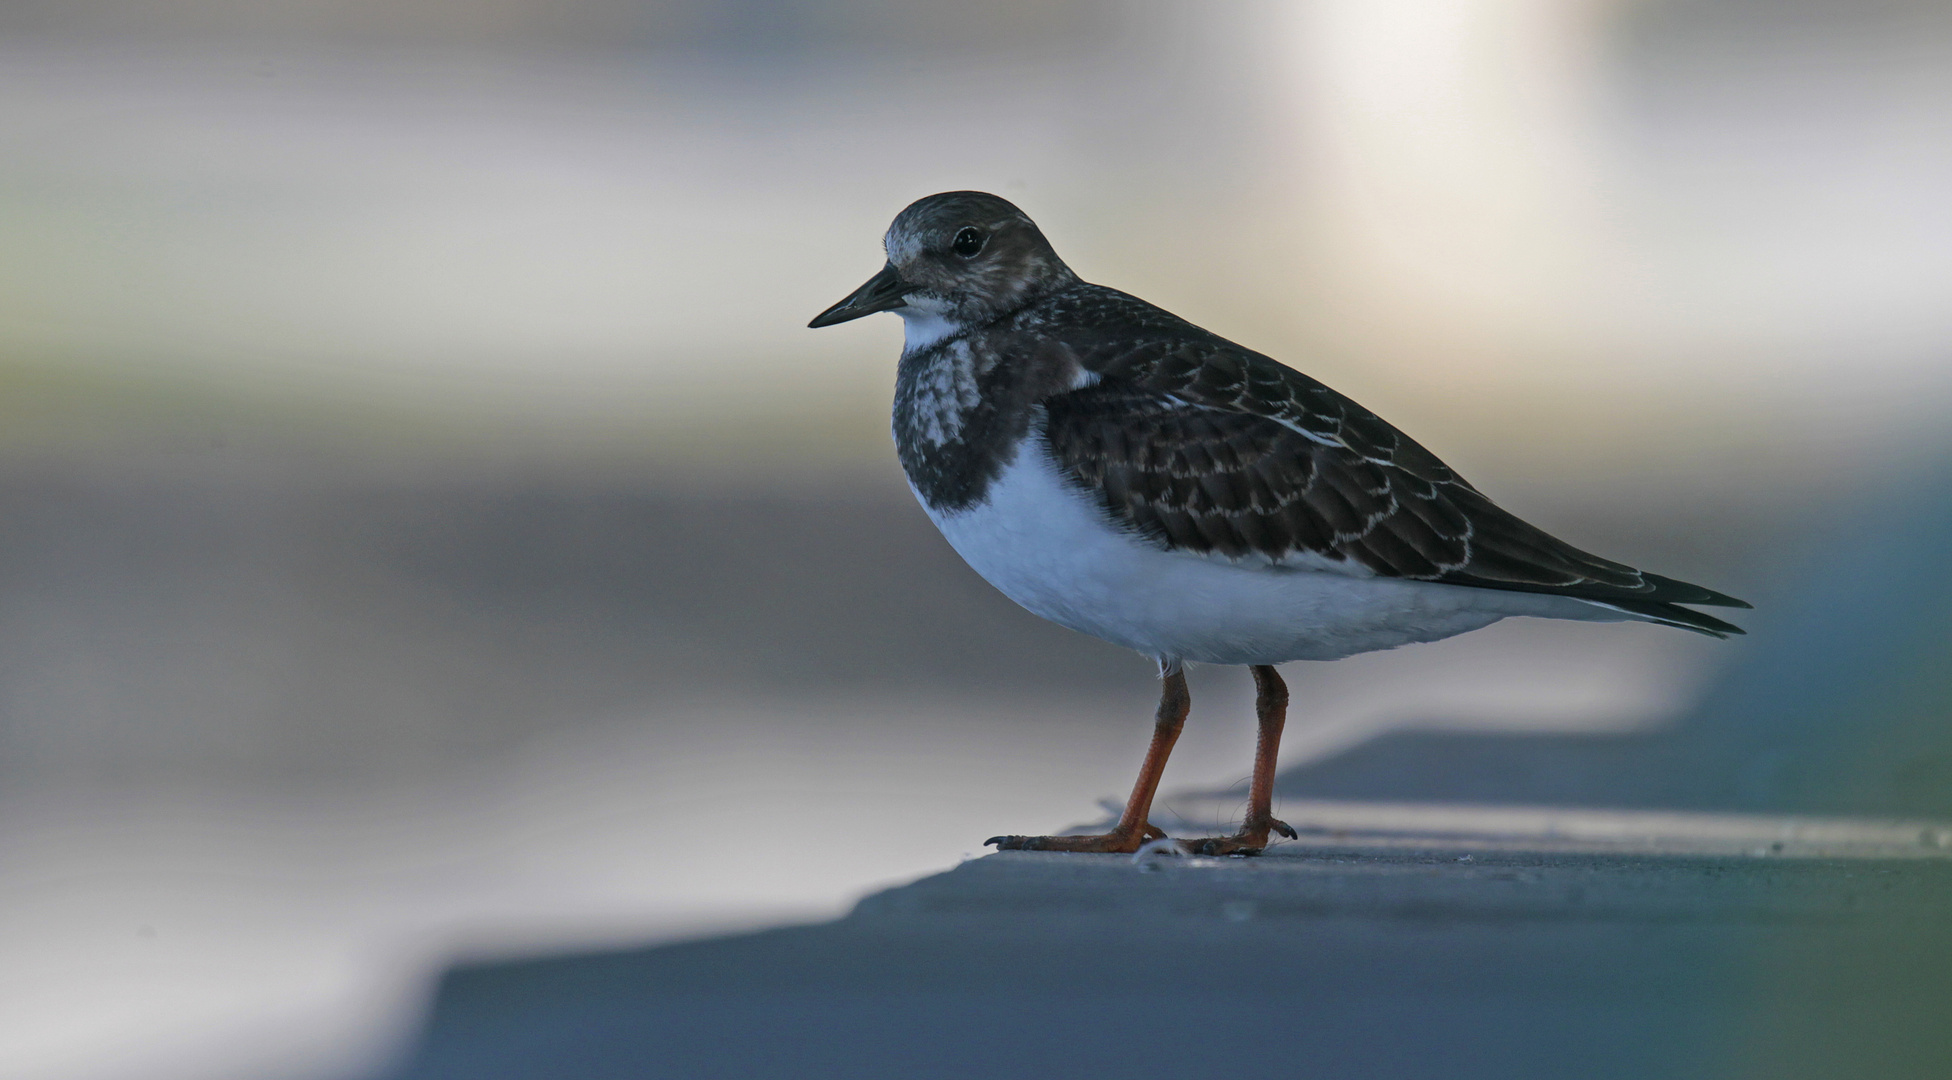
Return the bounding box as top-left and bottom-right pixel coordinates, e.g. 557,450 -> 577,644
986,670 -> 1189,854
1180,664 -> 1298,856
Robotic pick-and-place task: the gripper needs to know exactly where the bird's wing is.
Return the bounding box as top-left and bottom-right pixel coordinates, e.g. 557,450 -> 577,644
1038,327 -> 1749,634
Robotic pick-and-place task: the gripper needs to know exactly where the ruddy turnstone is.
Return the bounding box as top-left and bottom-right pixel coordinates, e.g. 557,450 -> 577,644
809,191 -> 1749,856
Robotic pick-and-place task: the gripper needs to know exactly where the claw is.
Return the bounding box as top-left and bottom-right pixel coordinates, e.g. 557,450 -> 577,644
1176,817 -> 1296,856
980,828 -> 1158,854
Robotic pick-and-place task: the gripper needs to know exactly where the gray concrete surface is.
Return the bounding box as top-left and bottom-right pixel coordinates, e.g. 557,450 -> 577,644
384,842 -> 1952,1080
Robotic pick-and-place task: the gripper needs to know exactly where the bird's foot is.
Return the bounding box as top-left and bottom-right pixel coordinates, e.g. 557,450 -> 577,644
1177,816 -> 1297,857
985,822 -> 1167,854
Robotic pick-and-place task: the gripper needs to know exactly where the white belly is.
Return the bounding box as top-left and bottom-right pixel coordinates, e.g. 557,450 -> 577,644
920,437 -> 1626,666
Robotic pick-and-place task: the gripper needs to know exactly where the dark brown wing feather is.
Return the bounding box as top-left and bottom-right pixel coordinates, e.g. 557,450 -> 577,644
1034,311 -> 1748,633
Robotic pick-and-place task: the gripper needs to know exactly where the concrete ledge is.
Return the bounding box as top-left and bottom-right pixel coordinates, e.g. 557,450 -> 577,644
384,833 -> 1952,1080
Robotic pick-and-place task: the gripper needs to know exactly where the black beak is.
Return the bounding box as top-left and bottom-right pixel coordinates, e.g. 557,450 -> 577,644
808,263 -> 911,328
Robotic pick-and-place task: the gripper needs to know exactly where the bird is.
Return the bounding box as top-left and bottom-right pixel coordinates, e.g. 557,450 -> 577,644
808,191 -> 1749,856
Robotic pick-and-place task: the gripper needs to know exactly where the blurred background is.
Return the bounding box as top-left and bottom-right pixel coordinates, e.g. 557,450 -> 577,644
2,2 -> 1950,1078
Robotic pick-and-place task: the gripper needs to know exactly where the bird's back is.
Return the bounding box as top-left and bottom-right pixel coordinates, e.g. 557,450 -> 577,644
992,281 -> 1749,636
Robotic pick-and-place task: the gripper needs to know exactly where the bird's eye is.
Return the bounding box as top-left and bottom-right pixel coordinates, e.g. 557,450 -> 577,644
951,227 -> 986,258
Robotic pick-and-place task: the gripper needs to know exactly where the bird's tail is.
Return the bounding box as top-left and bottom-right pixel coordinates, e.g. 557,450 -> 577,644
1583,597 -> 1747,638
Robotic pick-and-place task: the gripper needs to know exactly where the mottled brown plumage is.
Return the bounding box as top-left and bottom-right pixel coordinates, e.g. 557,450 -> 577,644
1018,290 -> 1749,634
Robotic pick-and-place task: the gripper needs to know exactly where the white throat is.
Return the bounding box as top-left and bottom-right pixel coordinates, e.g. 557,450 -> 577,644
897,300 -> 962,355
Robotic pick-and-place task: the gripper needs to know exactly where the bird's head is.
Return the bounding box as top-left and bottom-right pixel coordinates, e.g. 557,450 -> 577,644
808,191 -> 1074,339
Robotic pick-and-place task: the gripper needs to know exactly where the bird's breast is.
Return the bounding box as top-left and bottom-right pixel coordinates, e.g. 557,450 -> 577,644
892,337 -> 1033,514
